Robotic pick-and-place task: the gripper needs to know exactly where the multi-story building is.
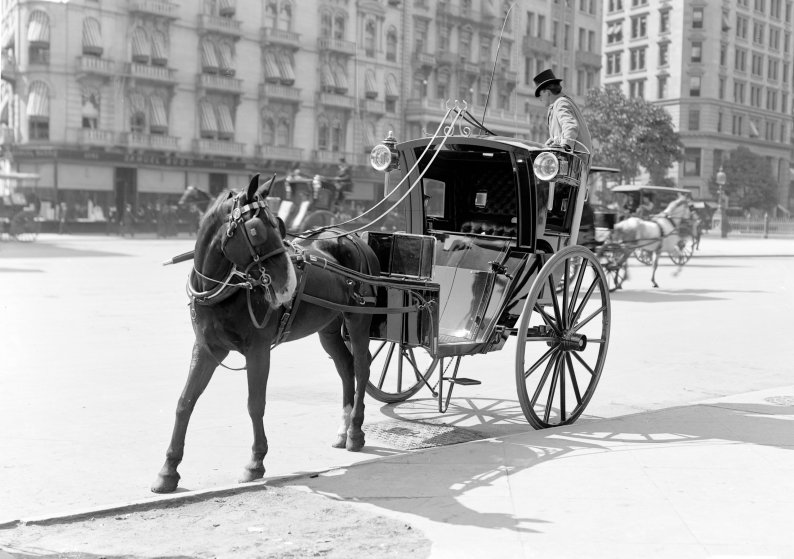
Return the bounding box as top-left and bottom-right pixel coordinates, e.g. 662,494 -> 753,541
602,0 -> 793,210
0,0 -> 603,222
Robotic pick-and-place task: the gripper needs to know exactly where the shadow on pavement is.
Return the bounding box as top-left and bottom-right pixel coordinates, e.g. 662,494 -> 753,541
0,241 -> 127,259
281,398 -> 794,533
610,287 -> 767,303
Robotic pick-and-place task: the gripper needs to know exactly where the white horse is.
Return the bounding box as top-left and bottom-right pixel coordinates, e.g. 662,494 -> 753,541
611,195 -> 691,288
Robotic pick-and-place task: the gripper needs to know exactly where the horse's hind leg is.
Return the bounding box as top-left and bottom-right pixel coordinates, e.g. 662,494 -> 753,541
650,250 -> 660,288
152,342 -> 225,493
318,318 -> 358,450
343,313 -> 372,452
240,344 -> 271,483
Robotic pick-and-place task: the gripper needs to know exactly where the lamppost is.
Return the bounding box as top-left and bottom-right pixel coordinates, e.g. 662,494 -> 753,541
715,166 -> 728,238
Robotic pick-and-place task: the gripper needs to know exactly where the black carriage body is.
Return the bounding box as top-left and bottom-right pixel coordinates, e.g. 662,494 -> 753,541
369,135 -> 587,357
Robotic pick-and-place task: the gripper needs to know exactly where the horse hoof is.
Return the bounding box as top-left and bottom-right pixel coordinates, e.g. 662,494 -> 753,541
239,467 -> 265,483
151,473 -> 180,494
346,434 -> 365,452
331,434 -> 347,448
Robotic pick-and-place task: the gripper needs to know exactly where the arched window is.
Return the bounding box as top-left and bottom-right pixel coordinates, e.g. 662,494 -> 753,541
261,114 -> 275,146
128,92 -> 147,133
386,27 -> 398,62
265,1 -> 278,28
28,11 -> 50,64
333,13 -> 345,40
151,31 -> 168,66
330,120 -> 342,152
318,117 -> 329,151
27,80 -> 50,139
82,18 -> 103,57
279,2 -> 293,31
320,11 -> 332,39
131,27 -> 150,64
364,19 -> 376,57
81,88 -> 100,129
276,119 -> 290,146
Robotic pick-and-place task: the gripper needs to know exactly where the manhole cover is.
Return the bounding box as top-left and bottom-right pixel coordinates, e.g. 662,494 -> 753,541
764,395 -> 794,406
364,420 -> 485,450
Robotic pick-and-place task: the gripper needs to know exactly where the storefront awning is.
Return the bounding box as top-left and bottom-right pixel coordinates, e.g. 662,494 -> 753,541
365,70 -> 377,97
321,65 -> 335,90
150,96 -> 168,132
151,32 -> 168,66
333,66 -> 348,93
385,73 -> 399,100
219,0 -> 236,17
26,81 -> 49,118
201,39 -> 218,73
131,27 -> 150,63
276,53 -> 294,85
82,17 -> 103,56
28,11 -> 50,47
218,42 -> 235,76
263,52 -> 280,82
217,104 -> 235,136
199,101 -> 218,134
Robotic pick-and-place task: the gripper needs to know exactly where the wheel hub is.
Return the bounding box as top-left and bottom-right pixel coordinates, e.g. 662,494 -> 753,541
559,331 -> 587,351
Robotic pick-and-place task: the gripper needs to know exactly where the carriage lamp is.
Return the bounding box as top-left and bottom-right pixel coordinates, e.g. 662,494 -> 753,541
533,152 -> 560,181
370,130 -> 399,172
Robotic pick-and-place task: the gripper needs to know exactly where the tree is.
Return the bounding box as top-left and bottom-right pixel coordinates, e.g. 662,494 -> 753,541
709,146 -> 778,211
583,88 -> 684,184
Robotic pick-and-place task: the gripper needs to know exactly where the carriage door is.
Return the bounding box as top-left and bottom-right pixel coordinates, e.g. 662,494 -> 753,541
114,167 -> 137,218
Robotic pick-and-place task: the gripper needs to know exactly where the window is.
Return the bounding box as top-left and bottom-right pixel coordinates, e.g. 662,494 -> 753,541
608,0 -> 623,12
690,75 -> 701,96
537,15 -> 545,39
782,92 -> 789,113
364,19 -> 376,57
629,47 -> 646,70
460,26 -> 472,59
333,14 -> 345,40
769,58 -> 779,80
691,42 -> 702,63
81,90 -> 100,129
769,26 -> 781,49
629,79 -> 645,98
753,22 -> 765,44
438,24 -> 451,51
631,15 -> 647,38
564,23 -> 570,50
577,69 -> 585,95
714,149 -> 724,168
766,121 -> 776,140
767,88 -> 778,109
732,114 -> 743,134
719,77 -> 726,99
752,53 -> 764,76
717,112 -> 723,133
735,47 -> 747,71
720,43 -> 728,66
526,11 -> 535,35
578,27 -> 586,50
414,19 -> 428,52
607,21 -> 623,44
632,0 -> 647,6
386,27 -> 397,61
684,148 -> 701,176
751,84 -> 762,106
606,52 -> 622,74
659,42 -> 669,66
693,7 -> 704,28
736,15 -> 748,39
660,10 -> 670,32
688,109 -> 700,131
552,21 -> 559,47
755,0 -> 766,12
657,75 -> 668,98
734,81 -> 746,103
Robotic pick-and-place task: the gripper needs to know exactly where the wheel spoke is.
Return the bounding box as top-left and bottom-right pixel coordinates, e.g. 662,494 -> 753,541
523,344 -> 557,379
371,340 -> 388,361
530,349 -> 559,408
546,274 -> 564,330
562,259 -> 570,329
568,258 -> 588,324
377,343 -> 396,389
559,351 -> 567,422
543,354 -> 562,424
571,350 -> 596,376
534,303 -> 560,334
565,352 -> 583,405
571,305 -> 606,333
397,349 -> 404,392
570,277 -> 599,326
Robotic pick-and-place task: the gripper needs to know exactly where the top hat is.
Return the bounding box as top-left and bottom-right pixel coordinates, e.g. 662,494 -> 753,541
533,69 -> 562,97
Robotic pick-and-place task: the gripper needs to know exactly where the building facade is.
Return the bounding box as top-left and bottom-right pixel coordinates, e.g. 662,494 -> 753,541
0,0 -> 603,222
602,0 -> 793,209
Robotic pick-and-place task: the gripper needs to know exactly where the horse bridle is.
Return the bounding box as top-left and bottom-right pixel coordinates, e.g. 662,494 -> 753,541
188,192 -> 287,306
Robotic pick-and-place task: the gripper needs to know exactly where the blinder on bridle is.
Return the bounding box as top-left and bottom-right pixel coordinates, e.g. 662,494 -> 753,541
221,191 -> 287,275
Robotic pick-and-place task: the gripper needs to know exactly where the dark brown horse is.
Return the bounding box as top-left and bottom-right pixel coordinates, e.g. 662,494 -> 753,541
152,175 -> 380,493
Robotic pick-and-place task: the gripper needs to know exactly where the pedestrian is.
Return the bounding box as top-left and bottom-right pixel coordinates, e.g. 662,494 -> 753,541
335,157 -> 353,211
533,68 -> 592,154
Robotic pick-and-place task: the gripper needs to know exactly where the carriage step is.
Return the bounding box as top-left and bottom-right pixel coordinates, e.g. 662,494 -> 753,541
443,377 -> 481,386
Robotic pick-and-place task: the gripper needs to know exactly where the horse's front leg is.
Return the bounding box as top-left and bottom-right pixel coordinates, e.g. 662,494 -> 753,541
152,342 -> 225,493
240,344 -> 271,483
650,249 -> 660,288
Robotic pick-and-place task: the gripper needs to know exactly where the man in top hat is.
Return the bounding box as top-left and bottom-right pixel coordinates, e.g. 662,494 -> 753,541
533,69 -> 592,155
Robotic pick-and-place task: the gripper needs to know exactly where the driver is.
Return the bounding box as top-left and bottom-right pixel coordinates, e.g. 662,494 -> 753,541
533,69 -> 592,154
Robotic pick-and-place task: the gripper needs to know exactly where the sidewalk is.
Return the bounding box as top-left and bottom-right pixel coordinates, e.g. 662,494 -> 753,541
2,385 -> 793,559
693,233 -> 794,257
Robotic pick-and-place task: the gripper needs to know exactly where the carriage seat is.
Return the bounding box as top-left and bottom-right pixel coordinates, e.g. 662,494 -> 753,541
461,220 -> 516,238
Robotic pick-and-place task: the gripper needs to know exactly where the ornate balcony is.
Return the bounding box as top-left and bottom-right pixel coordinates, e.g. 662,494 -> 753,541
198,73 -> 243,94
460,61 -> 479,75
128,62 -> 177,83
405,98 -> 447,119
73,128 -> 118,146
193,138 -> 246,157
258,145 -> 303,161
260,27 -> 301,49
412,51 -> 436,69
318,92 -> 356,110
360,98 -> 385,115
575,50 -> 601,68
128,0 -> 178,19
522,36 -> 555,56
198,14 -> 242,40
76,56 -> 115,79
259,83 -> 301,104
124,132 -> 179,150
317,37 -> 356,56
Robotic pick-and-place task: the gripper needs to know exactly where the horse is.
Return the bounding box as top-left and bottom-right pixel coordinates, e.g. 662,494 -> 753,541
610,195 -> 691,288
152,174 -> 380,493
177,186 -> 214,233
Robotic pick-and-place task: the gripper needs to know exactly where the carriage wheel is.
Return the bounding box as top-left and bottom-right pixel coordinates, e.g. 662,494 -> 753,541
300,210 -> 336,232
633,249 -> 653,266
365,341 -> 438,404
669,235 -> 694,265
597,244 -> 627,292
10,213 -> 40,242
515,246 -> 611,429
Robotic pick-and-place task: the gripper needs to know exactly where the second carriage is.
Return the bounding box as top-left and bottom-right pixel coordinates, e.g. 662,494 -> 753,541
346,117 -> 612,429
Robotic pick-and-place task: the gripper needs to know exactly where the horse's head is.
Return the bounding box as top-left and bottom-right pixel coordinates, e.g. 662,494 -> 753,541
197,174 -> 297,308
660,195 -> 691,224
178,186 -> 212,207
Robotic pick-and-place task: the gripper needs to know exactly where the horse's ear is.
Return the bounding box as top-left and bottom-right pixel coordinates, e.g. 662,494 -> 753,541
259,173 -> 277,197
246,174 -> 260,201
276,216 -> 287,238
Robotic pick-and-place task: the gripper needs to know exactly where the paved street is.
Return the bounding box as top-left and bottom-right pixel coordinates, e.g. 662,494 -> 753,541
0,232 -> 792,530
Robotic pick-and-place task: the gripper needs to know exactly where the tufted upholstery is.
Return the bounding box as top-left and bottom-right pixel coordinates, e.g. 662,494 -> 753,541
460,167 -> 517,237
